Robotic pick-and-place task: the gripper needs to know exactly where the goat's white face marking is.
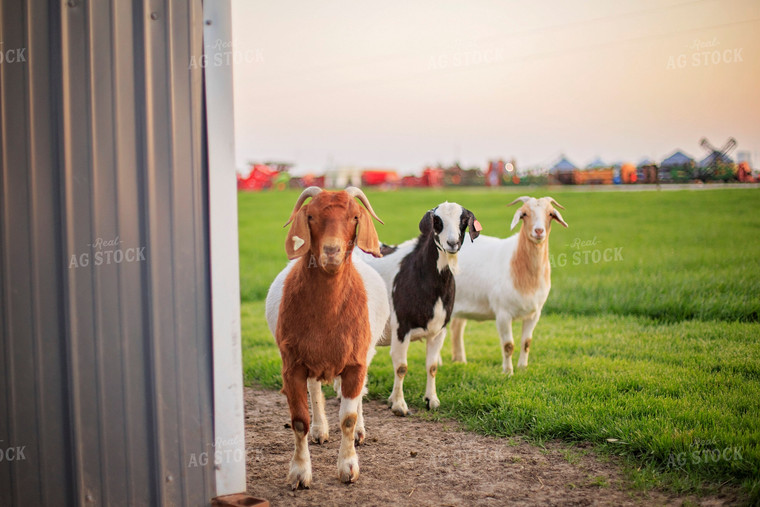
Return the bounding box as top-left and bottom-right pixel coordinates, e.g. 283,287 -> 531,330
527,200 -> 549,242
292,236 -> 305,251
434,202 -> 465,254
511,198 -> 557,243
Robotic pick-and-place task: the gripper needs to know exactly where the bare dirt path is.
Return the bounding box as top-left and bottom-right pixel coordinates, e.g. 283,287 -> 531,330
244,388 -> 736,506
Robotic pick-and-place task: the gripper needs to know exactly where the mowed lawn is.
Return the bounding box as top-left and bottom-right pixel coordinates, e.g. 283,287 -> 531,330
239,187 -> 760,501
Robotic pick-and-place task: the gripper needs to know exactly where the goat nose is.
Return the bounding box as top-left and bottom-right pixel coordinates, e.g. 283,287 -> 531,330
447,239 -> 458,249
534,228 -> 544,236
323,245 -> 340,255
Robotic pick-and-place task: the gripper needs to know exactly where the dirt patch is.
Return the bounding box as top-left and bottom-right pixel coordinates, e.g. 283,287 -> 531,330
245,388 -> 734,506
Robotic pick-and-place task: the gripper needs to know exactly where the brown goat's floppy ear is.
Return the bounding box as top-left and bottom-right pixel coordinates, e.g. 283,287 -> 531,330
356,208 -> 381,257
285,207 -> 311,259
464,208 -> 481,242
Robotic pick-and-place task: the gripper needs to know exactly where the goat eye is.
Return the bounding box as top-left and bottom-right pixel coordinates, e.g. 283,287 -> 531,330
354,216 -> 359,220
433,216 -> 443,233
307,215 -> 313,221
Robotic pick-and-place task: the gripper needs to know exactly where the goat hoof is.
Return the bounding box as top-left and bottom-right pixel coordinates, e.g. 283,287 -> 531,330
354,428 -> 366,446
424,396 -> 440,410
290,479 -> 310,491
390,406 -> 408,417
310,424 -> 329,444
338,456 -> 359,483
311,434 -> 328,445
288,469 -> 312,490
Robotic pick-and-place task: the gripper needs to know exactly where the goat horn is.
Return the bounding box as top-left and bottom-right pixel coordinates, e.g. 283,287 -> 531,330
284,186 -> 323,226
507,196 -> 531,207
543,197 -> 565,210
345,186 -> 384,224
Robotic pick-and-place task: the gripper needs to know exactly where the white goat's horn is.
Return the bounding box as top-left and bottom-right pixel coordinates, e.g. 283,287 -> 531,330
345,186 -> 384,224
507,196 -> 531,207
543,197 -> 565,210
284,186 -> 323,226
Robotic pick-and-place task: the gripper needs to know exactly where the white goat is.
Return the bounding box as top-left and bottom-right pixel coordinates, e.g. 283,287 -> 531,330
450,196 -> 567,375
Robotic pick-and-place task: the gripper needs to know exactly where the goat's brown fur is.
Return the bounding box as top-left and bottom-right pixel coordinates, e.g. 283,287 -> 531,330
277,189 -> 380,433
510,203 -> 555,295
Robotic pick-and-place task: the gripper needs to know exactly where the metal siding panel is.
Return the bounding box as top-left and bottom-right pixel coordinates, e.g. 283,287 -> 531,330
28,1 -> 74,505
86,1 -> 131,504
141,1 -> 183,504
167,1 -> 215,504
60,0 -> 104,503
0,0 -> 42,505
1,0 -> 215,505
112,2 -> 154,505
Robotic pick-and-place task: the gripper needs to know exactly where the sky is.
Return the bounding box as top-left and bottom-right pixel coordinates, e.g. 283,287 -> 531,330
230,0 -> 760,175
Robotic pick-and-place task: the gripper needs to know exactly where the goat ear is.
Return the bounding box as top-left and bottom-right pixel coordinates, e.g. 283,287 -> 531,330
464,208 -> 481,242
551,208 -> 569,228
418,210 -> 434,234
510,208 -> 524,230
285,207 -> 311,259
356,208 -> 381,257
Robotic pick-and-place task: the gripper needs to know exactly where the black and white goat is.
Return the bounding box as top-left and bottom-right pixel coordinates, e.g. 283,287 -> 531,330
356,203 -> 481,416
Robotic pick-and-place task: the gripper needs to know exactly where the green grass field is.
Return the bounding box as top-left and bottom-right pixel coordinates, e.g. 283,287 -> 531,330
239,187 -> 760,501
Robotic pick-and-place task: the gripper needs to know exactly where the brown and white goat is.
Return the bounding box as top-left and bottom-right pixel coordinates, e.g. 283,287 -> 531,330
450,196 -> 568,375
265,186 -> 389,489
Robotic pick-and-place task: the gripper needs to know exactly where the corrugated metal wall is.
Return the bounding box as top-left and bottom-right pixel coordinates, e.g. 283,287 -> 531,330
0,1 -> 217,505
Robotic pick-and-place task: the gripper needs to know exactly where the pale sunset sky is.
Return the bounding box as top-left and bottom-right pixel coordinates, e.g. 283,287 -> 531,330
230,0 -> 760,175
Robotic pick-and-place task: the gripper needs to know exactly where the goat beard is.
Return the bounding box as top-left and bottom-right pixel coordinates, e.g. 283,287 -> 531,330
318,254 -> 346,274
440,250 -> 459,275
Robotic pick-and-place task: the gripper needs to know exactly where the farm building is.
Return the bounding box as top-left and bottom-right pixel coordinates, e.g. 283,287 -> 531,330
550,156 -> 578,184
660,150 -> 695,182
549,156 -> 578,185
0,1 -> 254,505
585,157 -> 608,169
